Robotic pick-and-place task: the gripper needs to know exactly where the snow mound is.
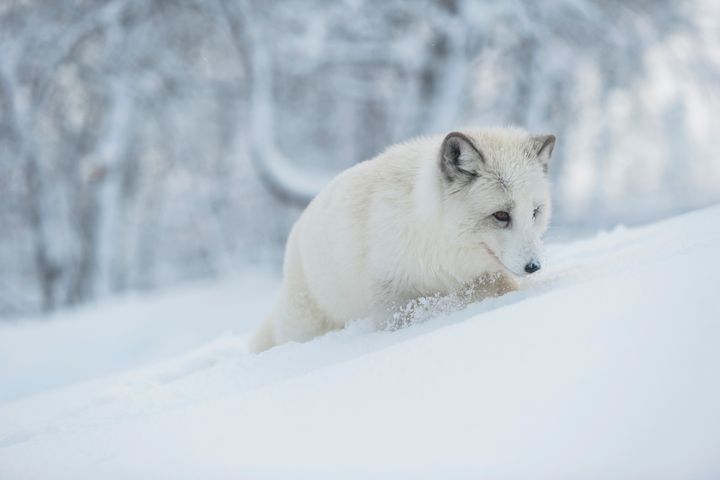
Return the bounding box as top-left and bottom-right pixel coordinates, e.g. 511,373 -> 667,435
1,205 -> 720,479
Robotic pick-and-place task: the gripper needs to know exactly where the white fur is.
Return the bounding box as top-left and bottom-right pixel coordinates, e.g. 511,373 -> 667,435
249,127 -> 554,353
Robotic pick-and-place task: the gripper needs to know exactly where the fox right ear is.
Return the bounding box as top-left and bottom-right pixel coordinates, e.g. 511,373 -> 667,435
531,134 -> 556,173
440,132 -> 485,182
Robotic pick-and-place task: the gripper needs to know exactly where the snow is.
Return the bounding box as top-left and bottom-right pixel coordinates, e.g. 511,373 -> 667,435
0,270 -> 279,404
2,205 -> 720,479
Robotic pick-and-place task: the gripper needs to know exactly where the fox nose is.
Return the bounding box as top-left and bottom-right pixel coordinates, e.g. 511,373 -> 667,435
524,261 -> 541,274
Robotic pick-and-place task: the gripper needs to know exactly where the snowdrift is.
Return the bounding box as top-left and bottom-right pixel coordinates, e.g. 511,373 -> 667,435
1,205 -> 720,479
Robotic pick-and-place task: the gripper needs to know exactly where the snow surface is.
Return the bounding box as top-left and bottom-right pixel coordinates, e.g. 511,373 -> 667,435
2,205 -> 720,479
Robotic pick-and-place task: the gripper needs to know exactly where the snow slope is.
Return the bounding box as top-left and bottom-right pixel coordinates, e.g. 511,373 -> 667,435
1,205 -> 720,479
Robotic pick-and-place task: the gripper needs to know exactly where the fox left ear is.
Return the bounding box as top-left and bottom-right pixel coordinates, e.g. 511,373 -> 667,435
440,131 -> 486,183
532,134 -> 556,173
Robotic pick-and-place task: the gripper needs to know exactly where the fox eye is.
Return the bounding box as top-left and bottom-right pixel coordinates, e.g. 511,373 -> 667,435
493,211 -> 510,223
533,206 -> 541,219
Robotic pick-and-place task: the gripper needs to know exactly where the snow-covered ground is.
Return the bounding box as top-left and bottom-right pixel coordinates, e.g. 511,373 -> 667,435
2,205 -> 720,479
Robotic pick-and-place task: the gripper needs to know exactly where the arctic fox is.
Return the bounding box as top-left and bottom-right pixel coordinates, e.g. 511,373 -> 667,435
249,127 -> 555,353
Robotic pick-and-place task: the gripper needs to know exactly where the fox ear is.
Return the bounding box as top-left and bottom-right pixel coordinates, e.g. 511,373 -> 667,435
532,134 -> 556,173
440,132 -> 485,182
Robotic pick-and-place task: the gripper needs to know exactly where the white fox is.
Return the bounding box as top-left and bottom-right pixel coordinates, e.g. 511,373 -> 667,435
249,127 -> 555,352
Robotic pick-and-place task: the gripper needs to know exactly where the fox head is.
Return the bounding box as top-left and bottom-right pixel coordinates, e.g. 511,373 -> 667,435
439,128 -> 555,277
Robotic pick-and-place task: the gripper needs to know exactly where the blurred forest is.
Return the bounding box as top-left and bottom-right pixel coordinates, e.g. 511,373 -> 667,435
1,0 -> 720,318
